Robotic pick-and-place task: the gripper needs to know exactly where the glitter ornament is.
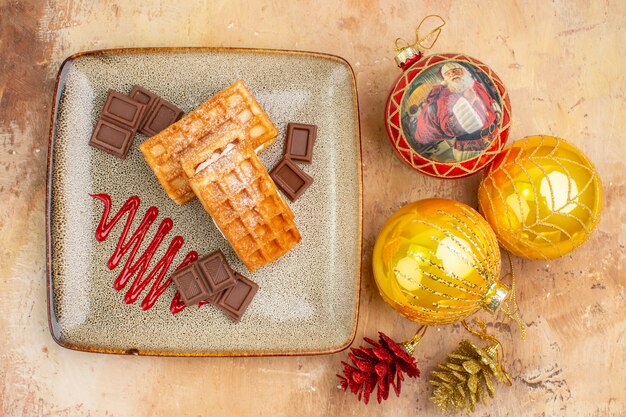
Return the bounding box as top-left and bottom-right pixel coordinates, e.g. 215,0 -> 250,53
337,332 -> 421,404
385,16 -> 511,178
430,319 -> 512,413
372,199 -> 509,325
478,135 -> 603,260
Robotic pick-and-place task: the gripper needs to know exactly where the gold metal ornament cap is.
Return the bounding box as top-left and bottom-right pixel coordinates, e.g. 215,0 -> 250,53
482,281 -> 510,313
394,46 -> 421,67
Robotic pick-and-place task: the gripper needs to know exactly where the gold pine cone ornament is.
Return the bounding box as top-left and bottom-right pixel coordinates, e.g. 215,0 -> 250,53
430,338 -> 510,412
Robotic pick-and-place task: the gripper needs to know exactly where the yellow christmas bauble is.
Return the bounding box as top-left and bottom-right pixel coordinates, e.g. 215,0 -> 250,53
478,135 -> 603,260
372,199 -> 509,326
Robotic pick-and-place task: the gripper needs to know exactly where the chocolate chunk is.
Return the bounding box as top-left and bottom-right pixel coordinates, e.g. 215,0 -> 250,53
170,251 -> 258,319
129,85 -> 184,136
196,250 -> 237,294
204,290 -> 223,304
89,118 -> 135,158
129,85 -> 160,126
216,273 -> 258,322
141,98 -> 184,137
285,123 -> 317,163
101,89 -> 146,130
170,263 -> 212,307
270,157 -> 313,201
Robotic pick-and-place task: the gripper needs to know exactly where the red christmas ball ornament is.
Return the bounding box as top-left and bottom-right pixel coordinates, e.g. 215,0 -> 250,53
385,16 -> 512,178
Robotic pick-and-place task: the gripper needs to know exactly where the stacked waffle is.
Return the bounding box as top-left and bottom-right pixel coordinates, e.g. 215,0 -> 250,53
140,80 -> 301,272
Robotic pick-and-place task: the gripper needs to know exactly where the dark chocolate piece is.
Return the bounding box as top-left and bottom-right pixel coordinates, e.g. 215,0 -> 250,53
196,250 -> 237,294
101,89 -> 146,130
141,98 -> 184,137
129,85 -> 160,127
170,263 -> 212,307
216,273 -> 258,322
89,118 -> 135,158
270,157 -> 313,201
285,123 -> 317,163
204,290 -> 223,304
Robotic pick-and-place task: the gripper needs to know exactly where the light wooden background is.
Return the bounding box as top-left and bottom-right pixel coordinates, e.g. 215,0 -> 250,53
0,1 -> 624,416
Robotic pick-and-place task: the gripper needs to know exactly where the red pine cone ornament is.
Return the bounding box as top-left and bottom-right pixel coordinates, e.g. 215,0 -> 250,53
337,332 -> 420,404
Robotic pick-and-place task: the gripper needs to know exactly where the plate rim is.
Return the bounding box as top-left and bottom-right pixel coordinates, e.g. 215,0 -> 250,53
45,47 -> 363,357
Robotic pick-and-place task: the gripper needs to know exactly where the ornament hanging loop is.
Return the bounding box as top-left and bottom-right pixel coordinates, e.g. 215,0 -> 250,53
394,15 -> 446,68
461,318 -> 512,386
499,251 -> 527,340
394,14 -> 446,53
402,325 -> 428,355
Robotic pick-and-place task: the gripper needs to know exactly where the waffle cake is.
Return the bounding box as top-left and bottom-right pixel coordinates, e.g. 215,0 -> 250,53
180,122 -> 246,178
182,125 -> 301,272
139,80 -> 278,205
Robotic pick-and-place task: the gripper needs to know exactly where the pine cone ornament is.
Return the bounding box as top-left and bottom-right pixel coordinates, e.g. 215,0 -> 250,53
430,340 -> 511,413
337,332 -> 420,404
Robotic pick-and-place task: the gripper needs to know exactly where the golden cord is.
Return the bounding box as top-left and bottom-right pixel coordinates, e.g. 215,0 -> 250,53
394,15 -> 446,52
461,318 -> 512,386
499,251 -> 527,340
403,325 -> 428,355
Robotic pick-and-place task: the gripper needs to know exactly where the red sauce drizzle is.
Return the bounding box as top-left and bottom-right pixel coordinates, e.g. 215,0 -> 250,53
91,193 -> 203,314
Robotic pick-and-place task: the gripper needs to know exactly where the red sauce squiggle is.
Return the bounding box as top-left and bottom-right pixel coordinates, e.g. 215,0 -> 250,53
91,193 -> 202,314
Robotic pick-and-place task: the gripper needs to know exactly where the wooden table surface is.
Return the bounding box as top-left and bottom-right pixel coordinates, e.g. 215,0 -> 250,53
1,1 -> 624,416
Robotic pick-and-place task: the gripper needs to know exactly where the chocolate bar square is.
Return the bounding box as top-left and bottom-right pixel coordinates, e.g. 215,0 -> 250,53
101,89 -> 146,130
141,98 -> 184,137
196,250 -> 237,294
204,290 -> 224,304
284,123 -> 317,163
270,157 -> 313,201
129,84 -> 160,125
170,263 -> 212,306
216,273 -> 258,322
89,118 -> 135,158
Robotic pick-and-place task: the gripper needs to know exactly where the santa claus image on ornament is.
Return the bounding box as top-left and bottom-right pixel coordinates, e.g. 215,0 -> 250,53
401,61 -> 502,163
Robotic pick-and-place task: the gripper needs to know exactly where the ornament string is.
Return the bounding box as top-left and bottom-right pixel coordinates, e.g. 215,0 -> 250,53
394,15 -> 446,53
461,318 -> 512,386
499,251 -> 526,339
402,325 -> 428,355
